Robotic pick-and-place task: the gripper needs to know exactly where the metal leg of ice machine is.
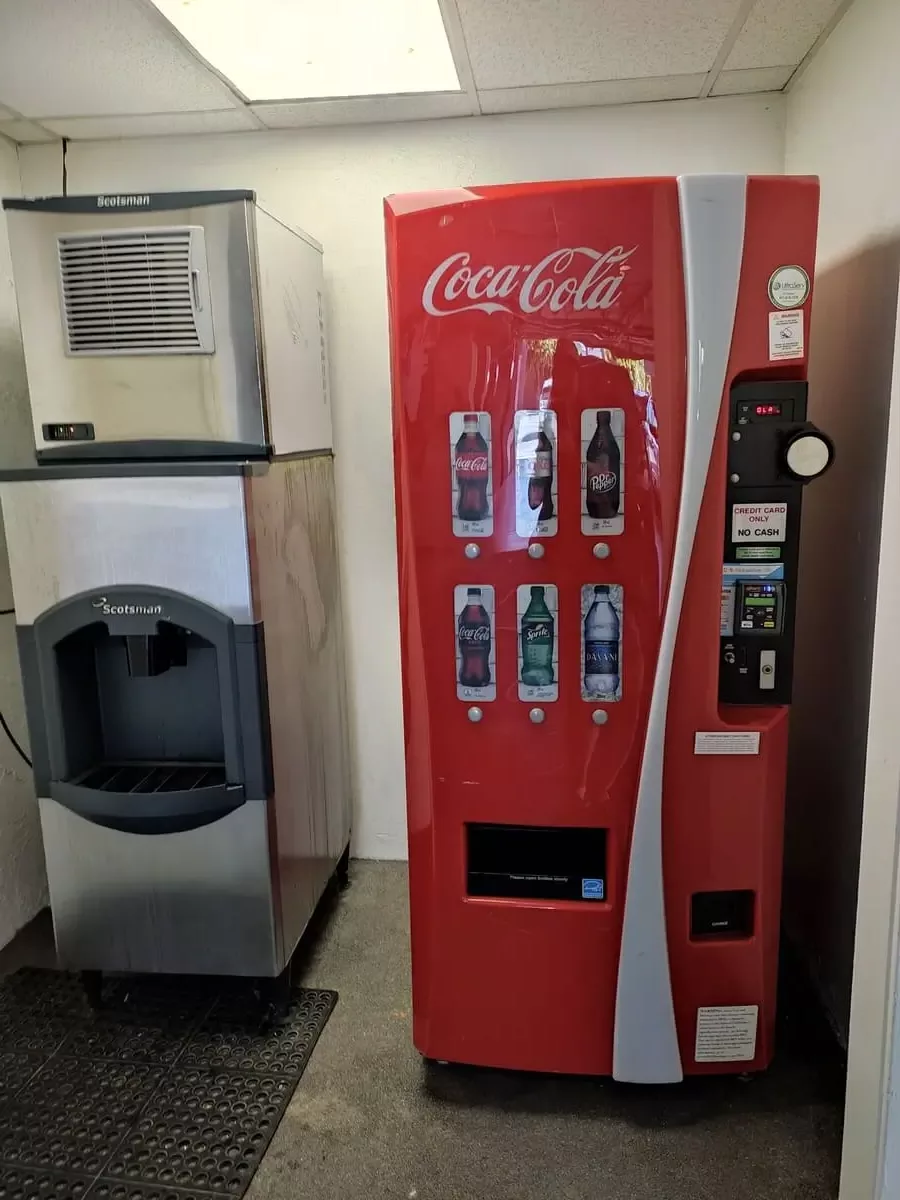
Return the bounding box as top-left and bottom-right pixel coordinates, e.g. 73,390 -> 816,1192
0,458 -> 352,978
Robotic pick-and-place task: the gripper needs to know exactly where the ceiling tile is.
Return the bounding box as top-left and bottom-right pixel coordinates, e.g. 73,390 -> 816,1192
0,0 -> 241,118
43,110 -> 260,139
0,119 -> 57,143
479,74 -> 706,114
724,0 -> 844,70
252,92 -> 473,128
456,0 -> 744,89
711,65 -> 794,95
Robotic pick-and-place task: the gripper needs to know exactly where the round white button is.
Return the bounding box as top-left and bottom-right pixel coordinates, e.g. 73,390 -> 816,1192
592,543 -> 610,559
786,433 -> 832,479
529,707 -> 545,724
527,543 -> 545,559
467,706 -> 483,723
592,709 -> 608,726
464,542 -> 480,559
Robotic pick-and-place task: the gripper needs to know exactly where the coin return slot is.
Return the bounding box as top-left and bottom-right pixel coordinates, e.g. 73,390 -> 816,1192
691,890 -> 755,939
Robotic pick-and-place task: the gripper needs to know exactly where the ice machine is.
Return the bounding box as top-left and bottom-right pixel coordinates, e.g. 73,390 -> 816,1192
385,175 -> 833,1081
0,191 -> 351,980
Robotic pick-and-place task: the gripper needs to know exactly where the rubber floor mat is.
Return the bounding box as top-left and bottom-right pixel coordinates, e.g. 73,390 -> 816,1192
0,969 -> 337,1200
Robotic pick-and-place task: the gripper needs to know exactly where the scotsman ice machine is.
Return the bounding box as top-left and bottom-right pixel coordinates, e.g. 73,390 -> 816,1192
385,175 -> 833,1080
0,190 -> 351,980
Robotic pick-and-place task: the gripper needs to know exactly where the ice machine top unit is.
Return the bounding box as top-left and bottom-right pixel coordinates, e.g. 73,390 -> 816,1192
385,174 -> 832,1082
1,190 -> 332,461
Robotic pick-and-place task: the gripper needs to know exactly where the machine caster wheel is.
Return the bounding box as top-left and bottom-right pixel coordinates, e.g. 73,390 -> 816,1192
257,969 -> 292,1024
81,970 -> 103,1011
336,845 -> 351,891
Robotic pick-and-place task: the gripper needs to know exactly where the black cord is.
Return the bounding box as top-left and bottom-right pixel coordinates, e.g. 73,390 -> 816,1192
0,607 -> 31,767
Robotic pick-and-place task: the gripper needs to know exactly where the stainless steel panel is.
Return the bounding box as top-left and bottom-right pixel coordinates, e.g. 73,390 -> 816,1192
5,200 -> 265,453
40,797 -> 279,976
0,476 -> 254,624
245,457 -> 352,963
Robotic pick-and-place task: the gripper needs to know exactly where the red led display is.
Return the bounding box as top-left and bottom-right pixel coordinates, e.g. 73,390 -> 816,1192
754,403 -> 781,416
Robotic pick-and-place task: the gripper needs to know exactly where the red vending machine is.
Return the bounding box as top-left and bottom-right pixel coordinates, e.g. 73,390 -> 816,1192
385,176 -> 833,1082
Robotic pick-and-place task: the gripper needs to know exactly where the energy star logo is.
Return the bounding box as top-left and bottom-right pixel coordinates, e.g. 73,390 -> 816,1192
92,595 -> 164,616
96,194 -> 151,209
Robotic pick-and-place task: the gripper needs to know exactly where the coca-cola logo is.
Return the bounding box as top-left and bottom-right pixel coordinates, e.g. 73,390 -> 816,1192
455,455 -> 488,474
460,625 -> 490,643
423,246 -> 637,317
588,470 -> 618,493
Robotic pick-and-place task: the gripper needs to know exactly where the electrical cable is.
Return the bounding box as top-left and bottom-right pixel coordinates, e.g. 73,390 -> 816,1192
0,608 -> 31,767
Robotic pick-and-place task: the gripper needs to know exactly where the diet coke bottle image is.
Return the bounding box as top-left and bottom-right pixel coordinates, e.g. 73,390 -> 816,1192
518,584 -> 558,701
451,412 -> 492,534
455,585 -> 496,702
582,408 -> 625,536
514,410 -> 558,538
582,584 -> 622,701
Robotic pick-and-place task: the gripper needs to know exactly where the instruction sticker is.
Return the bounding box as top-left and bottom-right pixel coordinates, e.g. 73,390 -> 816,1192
769,310 -> 804,361
695,1005 -> 759,1063
694,731 -> 761,756
732,502 -> 787,544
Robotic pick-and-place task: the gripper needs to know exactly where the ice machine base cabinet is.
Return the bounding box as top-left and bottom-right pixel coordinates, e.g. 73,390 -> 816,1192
386,174 -> 831,1079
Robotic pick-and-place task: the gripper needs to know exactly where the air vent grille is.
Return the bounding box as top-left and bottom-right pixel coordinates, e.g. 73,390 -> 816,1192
57,227 -> 215,356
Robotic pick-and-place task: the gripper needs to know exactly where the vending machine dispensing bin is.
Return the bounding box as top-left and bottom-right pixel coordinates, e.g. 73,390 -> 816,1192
385,175 -> 833,1082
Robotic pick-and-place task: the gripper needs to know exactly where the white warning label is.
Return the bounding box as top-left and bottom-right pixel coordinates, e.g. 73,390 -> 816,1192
769,309 -> 804,360
695,1005 -> 759,1063
694,732 -> 760,755
731,502 -> 787,544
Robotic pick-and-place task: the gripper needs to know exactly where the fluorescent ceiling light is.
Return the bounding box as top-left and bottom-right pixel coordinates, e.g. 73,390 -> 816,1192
151,0 -> 460,101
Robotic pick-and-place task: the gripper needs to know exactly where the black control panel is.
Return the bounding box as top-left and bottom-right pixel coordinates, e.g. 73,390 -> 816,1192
43,422 -> 95,442
720,381 -> 810,705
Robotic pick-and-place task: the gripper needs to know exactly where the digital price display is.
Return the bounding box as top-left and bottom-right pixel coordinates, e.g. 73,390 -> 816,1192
754,403 -> 782,417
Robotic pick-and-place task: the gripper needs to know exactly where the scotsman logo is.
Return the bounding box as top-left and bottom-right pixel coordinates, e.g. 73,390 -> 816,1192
96,194 -> 151,209
92,595 -> 163,616
422,246 -> 637,317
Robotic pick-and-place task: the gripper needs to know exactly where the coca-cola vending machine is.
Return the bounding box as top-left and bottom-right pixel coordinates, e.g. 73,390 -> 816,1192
385,176 -> 833,1082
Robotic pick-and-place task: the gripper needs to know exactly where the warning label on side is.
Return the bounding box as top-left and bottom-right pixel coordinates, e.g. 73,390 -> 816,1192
694,732 -> 760,756
695,1005 -> 759,1063
769,309 -> 804,360
732,502 -> 787,543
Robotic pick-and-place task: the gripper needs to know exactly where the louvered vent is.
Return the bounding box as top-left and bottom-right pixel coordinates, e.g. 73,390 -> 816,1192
57,226 -> 215,356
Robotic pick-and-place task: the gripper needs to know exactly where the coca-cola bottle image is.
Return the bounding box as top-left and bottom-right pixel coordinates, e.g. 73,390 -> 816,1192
521,586 -> 554,687
455,414 -> 490,522
458,587 -> 491,688
526,414 -> 555,519
586,410 -> 620,519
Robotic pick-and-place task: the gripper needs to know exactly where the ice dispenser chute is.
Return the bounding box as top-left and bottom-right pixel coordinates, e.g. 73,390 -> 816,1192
18,585 -> 272,835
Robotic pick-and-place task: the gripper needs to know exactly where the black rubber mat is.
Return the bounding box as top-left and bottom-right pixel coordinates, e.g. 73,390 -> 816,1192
0,970 -> 337,1200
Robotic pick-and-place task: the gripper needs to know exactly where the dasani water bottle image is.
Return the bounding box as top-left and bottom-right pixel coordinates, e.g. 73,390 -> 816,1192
582,584 -> 622,701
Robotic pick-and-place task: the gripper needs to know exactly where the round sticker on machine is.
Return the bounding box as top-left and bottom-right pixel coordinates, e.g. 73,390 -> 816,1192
768,265 -> 810,309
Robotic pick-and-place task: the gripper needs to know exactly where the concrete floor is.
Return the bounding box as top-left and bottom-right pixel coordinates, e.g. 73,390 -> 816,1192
1,862 -> 844,1200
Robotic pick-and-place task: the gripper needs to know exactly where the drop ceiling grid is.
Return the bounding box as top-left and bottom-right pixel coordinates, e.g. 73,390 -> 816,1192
455,0 -> 746,90
723,0 -> 847,68
0,0 -> 245,118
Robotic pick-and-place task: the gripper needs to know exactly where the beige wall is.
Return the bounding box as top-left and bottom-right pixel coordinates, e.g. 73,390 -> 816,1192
19,93 -> 786,859
0,135 -> 47,946
784,0 -> 900,1195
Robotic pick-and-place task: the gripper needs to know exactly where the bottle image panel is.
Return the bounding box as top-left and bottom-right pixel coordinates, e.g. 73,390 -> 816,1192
582,407 -> 625,536
455,584 -> 496,702
514,409 -> 557,538
450,411 -> 493,537
517,583 -> 558,702
581,583 -> 623,702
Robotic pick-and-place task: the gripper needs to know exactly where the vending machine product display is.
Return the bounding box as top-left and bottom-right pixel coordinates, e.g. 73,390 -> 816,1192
385,175 -> 833,1082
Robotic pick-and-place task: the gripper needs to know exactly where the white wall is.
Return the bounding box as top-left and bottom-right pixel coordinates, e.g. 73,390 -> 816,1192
0,135 -> 47,945
18,94 -> 785,859
783,0 -> 900,1196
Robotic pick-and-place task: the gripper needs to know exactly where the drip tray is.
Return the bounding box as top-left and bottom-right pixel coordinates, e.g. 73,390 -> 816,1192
74,762 -> 227,794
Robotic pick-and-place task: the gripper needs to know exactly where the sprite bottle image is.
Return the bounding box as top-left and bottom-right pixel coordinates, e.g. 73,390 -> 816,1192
521,585 -> 555,687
